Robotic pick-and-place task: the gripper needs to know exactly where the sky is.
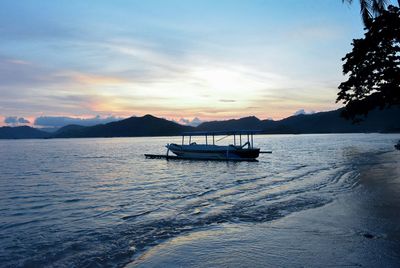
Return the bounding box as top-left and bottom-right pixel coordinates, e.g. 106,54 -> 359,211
0,0 -> 369,126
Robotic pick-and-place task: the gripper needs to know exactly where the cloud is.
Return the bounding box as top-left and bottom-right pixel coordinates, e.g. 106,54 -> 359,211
219,99 -> 236,103
178,117 -> 203,127
4,116 -> 30,125
287,25 -> 342,42
177,118 -> 190,124
294,109 -> 306,116
0,34 -> 341,121
0,0 -> 358,123
293,109 -> 316,116
34,115 -> 123,127
0,56 -> 53,87
18,117 -> 30,123
4,116 -> 18,124
55,71 -> 128,85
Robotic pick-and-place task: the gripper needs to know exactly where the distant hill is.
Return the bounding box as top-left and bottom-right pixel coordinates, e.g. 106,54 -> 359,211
53,114 -> 195,138
0,126 -> 49,139
197,116 -> 263,131
264,108 -> 400,134
38,127 -> 60,133
53,124 -> 88,138
197,107 -> 400,134
1,107 -> 399,139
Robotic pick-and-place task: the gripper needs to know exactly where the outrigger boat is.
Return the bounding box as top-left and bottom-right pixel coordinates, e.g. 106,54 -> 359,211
145,130 -> 270,161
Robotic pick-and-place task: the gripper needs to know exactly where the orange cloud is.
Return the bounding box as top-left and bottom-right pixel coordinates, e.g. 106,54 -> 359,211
56,71 -> 127,85
7,59 -> 32,65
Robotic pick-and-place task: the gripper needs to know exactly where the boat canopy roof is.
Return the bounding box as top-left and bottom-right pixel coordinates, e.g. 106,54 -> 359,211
181,130 -> 262,136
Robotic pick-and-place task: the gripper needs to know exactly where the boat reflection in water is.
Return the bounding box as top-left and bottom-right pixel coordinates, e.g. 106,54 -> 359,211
146,131 -> 269,161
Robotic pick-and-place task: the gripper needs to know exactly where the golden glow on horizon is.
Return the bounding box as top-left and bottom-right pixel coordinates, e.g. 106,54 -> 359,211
74,63 -> 341,122
56,71 -> 128,85
0,56 -> 342,126
0,1 -> 361,127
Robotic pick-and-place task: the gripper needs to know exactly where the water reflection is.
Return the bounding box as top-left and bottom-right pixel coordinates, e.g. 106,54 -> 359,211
0,134 -> 398,267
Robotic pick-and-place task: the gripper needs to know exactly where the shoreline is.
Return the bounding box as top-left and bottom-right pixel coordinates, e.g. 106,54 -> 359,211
128,150 -> 400,267
1,132 -> 399,141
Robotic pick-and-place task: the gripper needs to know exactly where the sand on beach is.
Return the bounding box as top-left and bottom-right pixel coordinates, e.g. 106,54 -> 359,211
128,151 -> 400,268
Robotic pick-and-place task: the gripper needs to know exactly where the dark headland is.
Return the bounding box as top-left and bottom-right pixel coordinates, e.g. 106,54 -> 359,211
1,107 -> 399,139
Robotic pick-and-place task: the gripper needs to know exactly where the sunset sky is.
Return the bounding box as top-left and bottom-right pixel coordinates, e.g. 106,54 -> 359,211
0,0 -> 369,126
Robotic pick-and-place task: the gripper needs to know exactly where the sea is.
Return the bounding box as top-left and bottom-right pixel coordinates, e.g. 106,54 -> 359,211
0,133 -> 399,267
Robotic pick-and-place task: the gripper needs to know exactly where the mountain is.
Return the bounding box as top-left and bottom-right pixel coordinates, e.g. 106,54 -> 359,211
197,107 -> 400,134
197,116 -> 263,131
55,107 -> 398,138
53,124 -> 88,138
38,127 -> 60,133
261,108 -> 400,134
1,107 -> 399,139
0,126 -> 49,139
53,114 -> 195,138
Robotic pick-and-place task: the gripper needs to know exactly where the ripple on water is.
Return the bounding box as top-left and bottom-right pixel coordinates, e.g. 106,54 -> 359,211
0,134 -> 398,267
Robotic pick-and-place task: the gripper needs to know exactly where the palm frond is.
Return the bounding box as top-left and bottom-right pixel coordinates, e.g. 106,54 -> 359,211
343,0 -> 391,26
372,0 -> 389,15
360,0 -> 373,25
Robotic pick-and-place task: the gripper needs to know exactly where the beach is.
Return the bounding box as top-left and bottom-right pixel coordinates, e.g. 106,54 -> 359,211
129,150 -> 400,267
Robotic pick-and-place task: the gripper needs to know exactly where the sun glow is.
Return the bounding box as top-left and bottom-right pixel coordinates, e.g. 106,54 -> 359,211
56,61 -> 340,121
0,0 -> 355,123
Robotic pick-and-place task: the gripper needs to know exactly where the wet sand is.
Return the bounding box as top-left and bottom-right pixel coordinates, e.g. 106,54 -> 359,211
128,151 -> 400,267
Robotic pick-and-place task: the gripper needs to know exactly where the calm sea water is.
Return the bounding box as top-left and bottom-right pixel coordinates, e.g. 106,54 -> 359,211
0,134 -> 399,267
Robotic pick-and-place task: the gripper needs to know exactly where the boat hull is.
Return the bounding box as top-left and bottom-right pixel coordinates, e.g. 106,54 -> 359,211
166,144 -> 260,160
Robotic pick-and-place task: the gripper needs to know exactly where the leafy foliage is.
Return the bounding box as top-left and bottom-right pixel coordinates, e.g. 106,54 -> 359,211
337,5 -> 400,120
342,0 -> 391,26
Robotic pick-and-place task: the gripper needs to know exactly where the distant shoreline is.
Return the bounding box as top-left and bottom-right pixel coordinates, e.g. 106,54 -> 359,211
1,108 -> 399,139
1,131 -> 400,140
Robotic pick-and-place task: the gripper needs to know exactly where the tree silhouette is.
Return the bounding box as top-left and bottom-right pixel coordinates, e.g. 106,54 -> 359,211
337,5 -> 400,120
342,0 -> 391,26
